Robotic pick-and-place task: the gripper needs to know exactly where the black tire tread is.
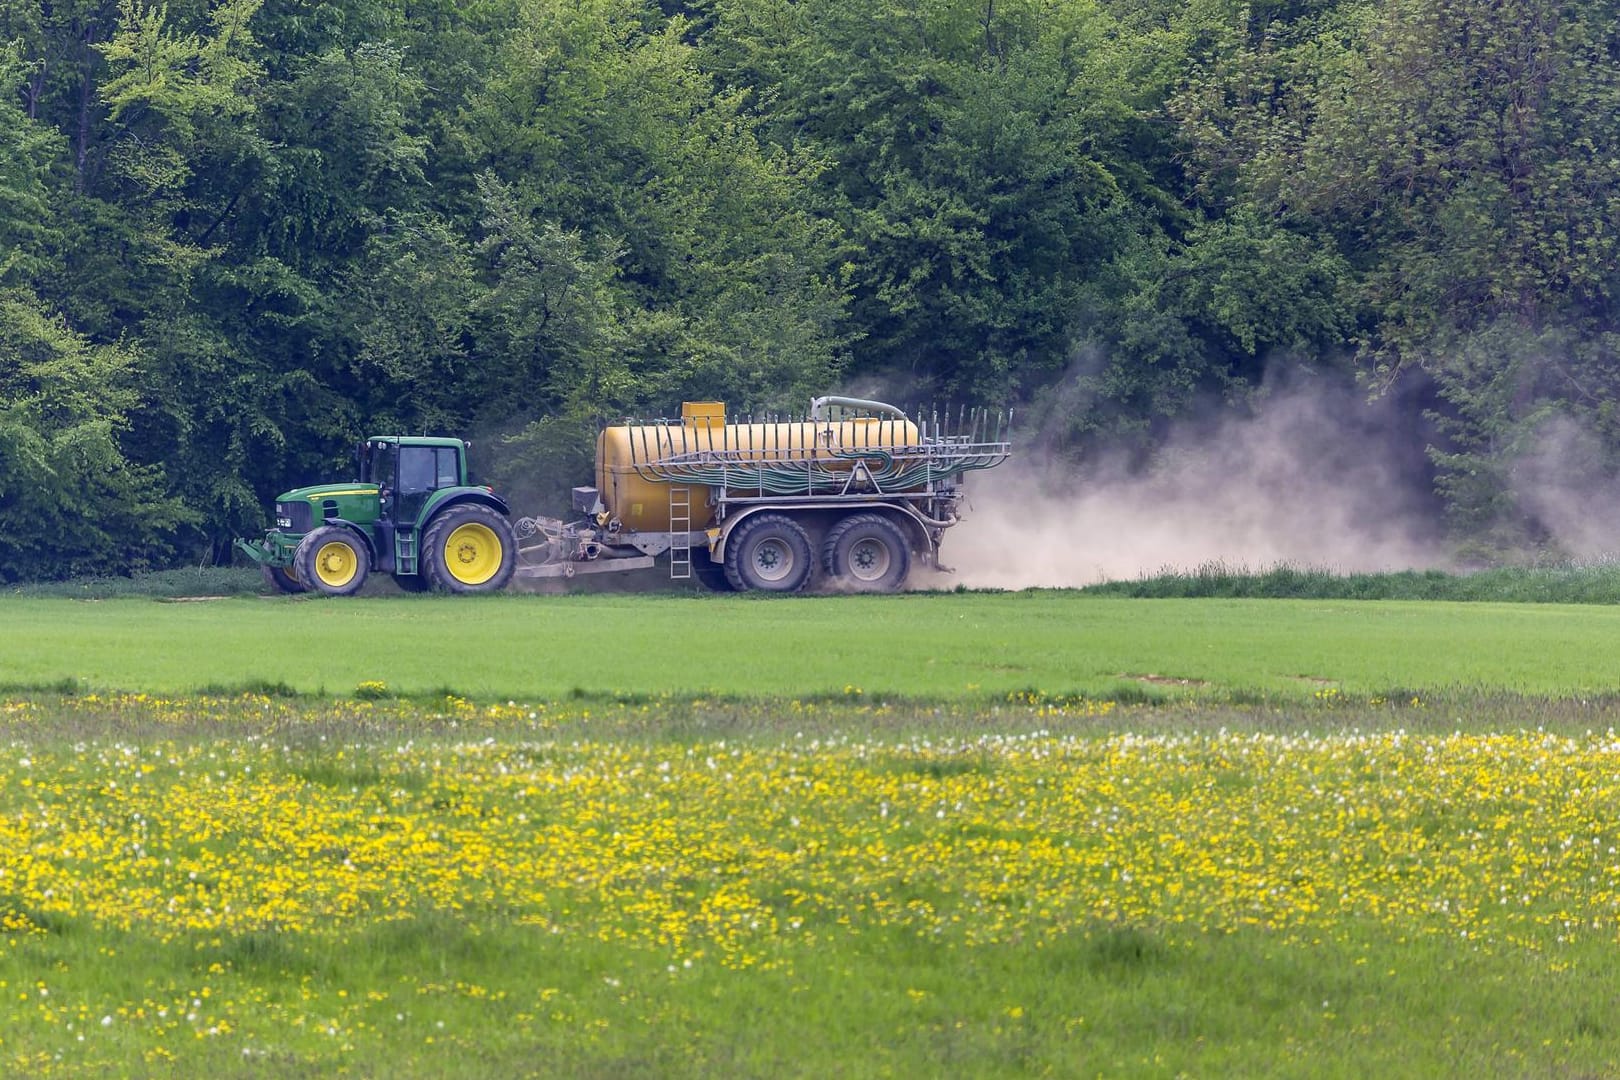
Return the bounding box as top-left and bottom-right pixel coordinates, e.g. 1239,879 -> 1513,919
723,514 -> 814,593
293,526 -> 371,597
260,561 -> 306,595
693,549 -> 734,592
821,513 -> 911,593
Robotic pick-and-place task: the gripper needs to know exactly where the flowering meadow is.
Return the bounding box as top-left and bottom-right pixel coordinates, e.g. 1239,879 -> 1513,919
2,691 -> 1619,1075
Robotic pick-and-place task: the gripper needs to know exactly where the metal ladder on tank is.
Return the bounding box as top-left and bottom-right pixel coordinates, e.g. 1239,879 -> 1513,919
668,486 -> 692,580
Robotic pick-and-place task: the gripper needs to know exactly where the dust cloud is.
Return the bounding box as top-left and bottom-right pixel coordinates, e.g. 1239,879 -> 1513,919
1510,416 -> 1620,560
938,379 -> 1451,589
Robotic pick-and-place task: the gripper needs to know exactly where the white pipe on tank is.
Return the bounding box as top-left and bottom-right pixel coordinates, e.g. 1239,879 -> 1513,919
809,396 -> 909,422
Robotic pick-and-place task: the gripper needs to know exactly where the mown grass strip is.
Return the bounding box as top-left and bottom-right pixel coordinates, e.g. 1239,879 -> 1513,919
16,559 -> 1620,603
4,592 -> 1620,702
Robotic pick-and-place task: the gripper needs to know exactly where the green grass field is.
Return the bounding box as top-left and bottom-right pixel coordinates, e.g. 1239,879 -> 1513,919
6,590 -> 1620,1077
5,591 -> 1620,701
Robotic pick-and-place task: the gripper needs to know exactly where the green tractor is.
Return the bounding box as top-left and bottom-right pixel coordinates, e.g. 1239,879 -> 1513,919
236,436 -> 517,596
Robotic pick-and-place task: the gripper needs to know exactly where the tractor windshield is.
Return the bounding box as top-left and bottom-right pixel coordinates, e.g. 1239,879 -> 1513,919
363,442 -> 396,489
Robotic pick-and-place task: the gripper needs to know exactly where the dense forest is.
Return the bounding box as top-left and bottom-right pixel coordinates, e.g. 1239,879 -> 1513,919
2,0 -> 1618,581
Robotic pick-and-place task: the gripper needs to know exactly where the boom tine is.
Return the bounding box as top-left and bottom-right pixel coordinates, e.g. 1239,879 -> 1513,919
746,417 -> 755,492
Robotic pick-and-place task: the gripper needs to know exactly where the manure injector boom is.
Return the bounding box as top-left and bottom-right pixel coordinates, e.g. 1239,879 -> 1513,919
237,396 -> 1010,596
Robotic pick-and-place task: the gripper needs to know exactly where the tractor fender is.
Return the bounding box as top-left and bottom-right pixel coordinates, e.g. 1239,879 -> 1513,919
314,519 -> 381,561
419,487 -> 511,530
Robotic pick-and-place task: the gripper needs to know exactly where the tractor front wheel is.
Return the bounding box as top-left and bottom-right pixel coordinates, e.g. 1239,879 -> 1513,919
422,505 -> 517,594
260,562 -> 307,595
294,527 -> 371,597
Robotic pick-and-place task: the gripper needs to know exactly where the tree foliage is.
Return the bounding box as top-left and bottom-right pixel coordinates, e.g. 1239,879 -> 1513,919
0,291 -> 195,581
1175,0 -> 1620,548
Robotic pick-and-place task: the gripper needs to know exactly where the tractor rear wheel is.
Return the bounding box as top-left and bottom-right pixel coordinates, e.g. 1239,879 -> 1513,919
822,514 -> 911,593
724,514 -> 814,593
422,505 -> 517,594
294,527 -> 371,597
260,562 -> 306,595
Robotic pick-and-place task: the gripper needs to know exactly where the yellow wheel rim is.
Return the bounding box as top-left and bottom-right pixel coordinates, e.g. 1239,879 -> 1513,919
314,541 -> 358,587
445,523 -> 502,584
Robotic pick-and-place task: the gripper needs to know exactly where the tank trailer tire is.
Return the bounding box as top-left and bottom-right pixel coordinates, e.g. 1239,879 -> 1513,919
294,526 -> 371,597
692,549 -> 735,592
724,513 -> 815,593
260,561 -> 307,595
422,505 -> 517,594
822,513 -> 911,593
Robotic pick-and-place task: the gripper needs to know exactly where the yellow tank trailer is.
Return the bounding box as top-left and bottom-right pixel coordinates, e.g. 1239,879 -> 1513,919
517,396 -> 1010,593
595,406 -> 924,532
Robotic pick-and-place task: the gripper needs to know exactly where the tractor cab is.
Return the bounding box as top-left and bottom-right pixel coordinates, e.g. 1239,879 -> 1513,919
361,437 -> 467,526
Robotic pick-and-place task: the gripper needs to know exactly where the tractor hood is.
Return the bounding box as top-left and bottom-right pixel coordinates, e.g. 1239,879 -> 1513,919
273,483 -> 382,531
277,482 -> 381,503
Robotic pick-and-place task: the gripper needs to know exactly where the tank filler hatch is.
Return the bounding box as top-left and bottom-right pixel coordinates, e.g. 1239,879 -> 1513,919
682,401 -> 725,429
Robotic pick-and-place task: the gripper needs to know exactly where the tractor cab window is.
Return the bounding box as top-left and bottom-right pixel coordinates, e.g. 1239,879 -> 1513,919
399,447 -> 437,496
398,447 -> 460,493
397,445 -> 462,514
435,449 -> 460,488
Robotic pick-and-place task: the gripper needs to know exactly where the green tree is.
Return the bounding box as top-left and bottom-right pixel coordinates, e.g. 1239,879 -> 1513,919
463,0 -> 848,415
0,36 -> 192,579
0,292 -> 195,581
0,40 -> 58,286
705,0 -> 1183,403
